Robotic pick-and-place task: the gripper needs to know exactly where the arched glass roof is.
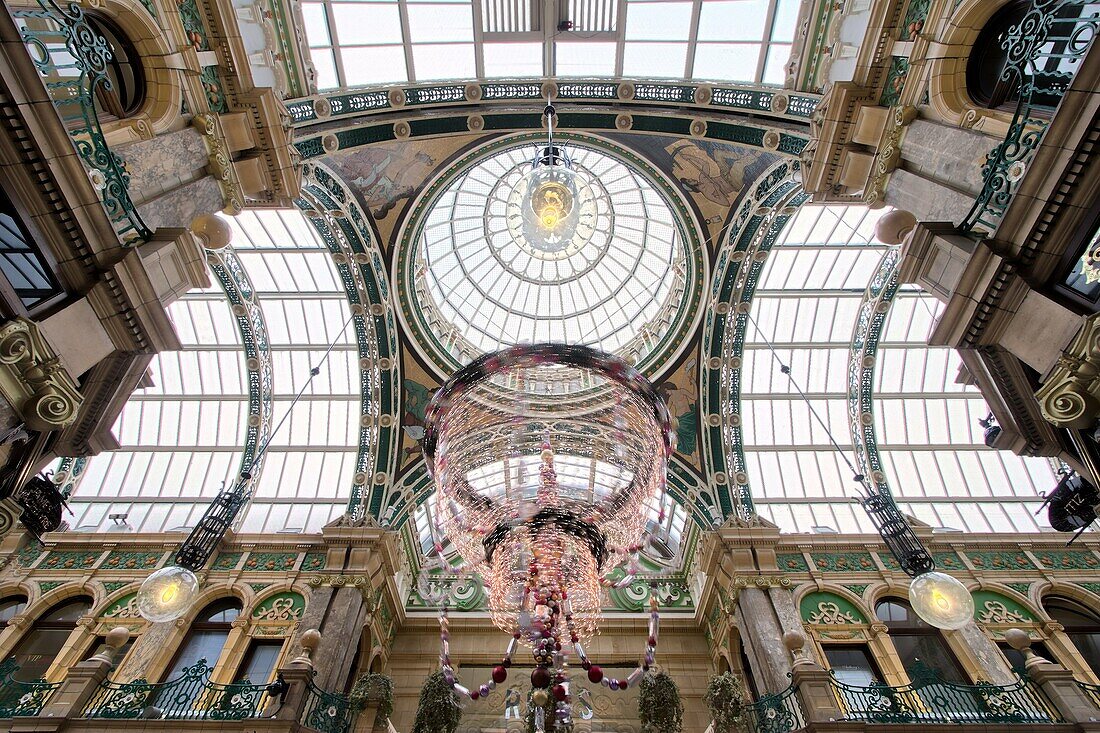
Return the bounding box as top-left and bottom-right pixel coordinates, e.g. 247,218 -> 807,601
300,0 -> 801,88
742,204 -> 1061,534
62,210 -> 360,534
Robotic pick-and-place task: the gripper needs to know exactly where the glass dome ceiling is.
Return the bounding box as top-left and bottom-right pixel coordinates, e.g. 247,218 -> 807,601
300,0 -> 801,88
396,136 -> 702,377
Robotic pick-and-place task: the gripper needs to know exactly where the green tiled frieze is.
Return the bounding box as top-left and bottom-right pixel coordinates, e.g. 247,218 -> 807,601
1006,582 -> 1033,596
243,553 -> 297,571
37,581 -> 64,593
14,544 -> 43,568
102,581 -> 131,594
933,552 -> 964,570
810,552 -> 876,572
878,553 -> 901,571
1034,550 -> 1100,570
776,553 -> 809,572
249,583 -> 272,593
102,551 -> 161,570
301,552 -> 326,571
964,551 -> 1034,571
843,584 -> 870,597
39,551 -> 99,570
1076,583 -> 1100,597
211,552 -> 243,571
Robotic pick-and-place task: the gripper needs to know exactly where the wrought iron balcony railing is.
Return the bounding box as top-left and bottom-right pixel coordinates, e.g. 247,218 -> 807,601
828,663 -> 1061,725
300,676 -> 358,733
10,0 -> 151,245
742,681 -> 806,733
1077,679 -> 1100,708
0,659 -> 61,717
960,0 -> 1099,234
81,659 -> 272,720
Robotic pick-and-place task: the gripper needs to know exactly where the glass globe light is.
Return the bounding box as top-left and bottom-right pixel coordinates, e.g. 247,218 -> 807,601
136,565 -> 200,622
908,571 -> 974,630
519,165 -> 581,254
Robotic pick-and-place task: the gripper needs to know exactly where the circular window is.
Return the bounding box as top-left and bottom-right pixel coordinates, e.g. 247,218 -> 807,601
396,135 -> 704,379
87,13 -> 146,120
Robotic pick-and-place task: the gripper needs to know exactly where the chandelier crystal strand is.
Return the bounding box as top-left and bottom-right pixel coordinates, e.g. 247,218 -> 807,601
423,344 -> 672,725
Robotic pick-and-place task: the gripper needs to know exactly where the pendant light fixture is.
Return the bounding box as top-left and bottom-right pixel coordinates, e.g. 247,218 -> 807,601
136,312 -> 355,622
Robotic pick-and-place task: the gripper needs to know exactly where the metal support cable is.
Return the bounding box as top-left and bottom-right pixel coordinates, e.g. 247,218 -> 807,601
175,311 -> 356,570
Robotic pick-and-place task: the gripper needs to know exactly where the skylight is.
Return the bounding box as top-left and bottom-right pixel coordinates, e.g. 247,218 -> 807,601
300,0 -> 800,89
742,204 -> 1061,534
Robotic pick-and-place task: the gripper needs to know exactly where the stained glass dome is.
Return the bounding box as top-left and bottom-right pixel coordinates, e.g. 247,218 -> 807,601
396,135 -> 704,378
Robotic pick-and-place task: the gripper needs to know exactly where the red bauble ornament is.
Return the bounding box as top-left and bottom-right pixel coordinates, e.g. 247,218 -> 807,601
531,667 -> 552,688
587,665 -> 604,684
471,690 -> 480,700
552,684 -> 567,701
492,666 -> 508,684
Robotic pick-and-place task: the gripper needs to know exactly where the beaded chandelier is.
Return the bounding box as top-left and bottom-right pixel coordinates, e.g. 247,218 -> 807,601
422,343 -> 673,728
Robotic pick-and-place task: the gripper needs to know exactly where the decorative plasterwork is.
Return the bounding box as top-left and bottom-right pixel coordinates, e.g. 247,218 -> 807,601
699,160 -> 808,521
862,106 -> 915,206
1035,313 -> 1100,429
294,108 -> 811,162
847,247 -> 902,495
192,113 -> 246,215
0,318 -> 83,431
287,81 -> 818,128
295,165 -> 401,521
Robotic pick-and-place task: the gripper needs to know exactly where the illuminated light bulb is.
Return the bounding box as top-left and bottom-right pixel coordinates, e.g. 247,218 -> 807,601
514,166 -> 582,255
136,565 -> 200,622
908,570 -> 974,630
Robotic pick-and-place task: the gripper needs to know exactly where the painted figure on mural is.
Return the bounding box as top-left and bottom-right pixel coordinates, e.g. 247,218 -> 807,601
401,379 -> 433,459
656,356 -> 699,459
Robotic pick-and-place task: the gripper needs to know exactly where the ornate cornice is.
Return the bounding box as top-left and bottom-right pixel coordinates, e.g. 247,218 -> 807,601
0,318 -> 82,431
287,80 -> 819,129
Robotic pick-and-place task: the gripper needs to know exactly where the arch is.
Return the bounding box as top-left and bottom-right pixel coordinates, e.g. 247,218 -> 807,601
699,159 -> 807,520
64,0 -> 183,143
161,596 -> 245,683
248,591 -> 306,624
1039,591 -> 1100,679
971,588 -> 1038,625
296,164 -> 401,522
925,0 -> 1017,134
798,590 -> 871,625
9,595 -> 94,681
872,595 -> 969,682
0,594 -> 29,629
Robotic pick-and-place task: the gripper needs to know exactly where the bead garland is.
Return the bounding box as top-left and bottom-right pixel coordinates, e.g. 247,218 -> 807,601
438,593 -> 661,731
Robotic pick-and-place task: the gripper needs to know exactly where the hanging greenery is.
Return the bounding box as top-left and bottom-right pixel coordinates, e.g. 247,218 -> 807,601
412,670 -> 462,733
704,673 -> 747,733
638,671 -> 683,733
349,673 -> 394,724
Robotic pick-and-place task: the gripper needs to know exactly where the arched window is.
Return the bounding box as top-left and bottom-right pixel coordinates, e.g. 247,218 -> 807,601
0,595 -> 28,629
10,597 -> 92,680
876,598 -> 966,682
162,598 -> 241,681
85,13 -> 145,120
1046,596 -> 1100,675
966,0 -> 1091,111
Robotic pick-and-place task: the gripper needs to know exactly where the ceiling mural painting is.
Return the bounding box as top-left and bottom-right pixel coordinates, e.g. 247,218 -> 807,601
321,132 -> 487,245
605,133 -> 781,249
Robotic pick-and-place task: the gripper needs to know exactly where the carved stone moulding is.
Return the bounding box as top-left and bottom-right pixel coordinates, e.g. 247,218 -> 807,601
0,318 -> 83,431
1035,313 -> 1100,429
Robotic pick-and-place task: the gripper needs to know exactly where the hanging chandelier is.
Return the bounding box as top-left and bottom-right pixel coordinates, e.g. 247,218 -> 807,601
422,343 -> 673,729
